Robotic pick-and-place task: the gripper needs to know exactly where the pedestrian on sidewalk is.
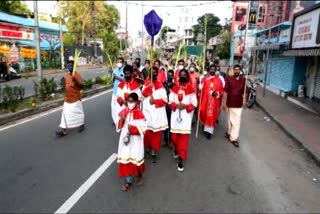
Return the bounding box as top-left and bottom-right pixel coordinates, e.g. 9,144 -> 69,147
198,64 -> 224,139
111,57 -> 125,125
222,64 -> 247,147
169,69 -> 197,172
162,69 -> 175,148
142,66 -> 168,163
56,60 -> 85,137
116,92 -> 146,191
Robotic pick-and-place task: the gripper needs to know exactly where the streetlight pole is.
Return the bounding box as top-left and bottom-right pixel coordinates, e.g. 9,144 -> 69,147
58,0 -> 64,70
141,0 -> 144,53
263,2 -> 274,97
34,0 -> 42,82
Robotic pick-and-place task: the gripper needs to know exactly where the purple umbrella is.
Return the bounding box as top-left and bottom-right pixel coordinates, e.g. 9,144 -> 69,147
144,10 -> 163,47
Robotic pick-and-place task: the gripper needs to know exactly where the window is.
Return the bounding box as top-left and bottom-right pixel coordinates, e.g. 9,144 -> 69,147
185,30 -> 188,37
185,17 -> 188,23
189,30 -> 192,36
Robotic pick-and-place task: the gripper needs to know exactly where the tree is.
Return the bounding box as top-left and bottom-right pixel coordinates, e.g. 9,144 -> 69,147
102,32 -> 119,63
192,13 -> 222,45
60,1 -> 119,46
216,29 -> 232,59
0,1 -> 31,16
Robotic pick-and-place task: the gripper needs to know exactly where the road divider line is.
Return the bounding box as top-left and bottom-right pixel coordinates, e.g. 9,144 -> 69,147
55,153 -> 117,214
0,89 -> 112,132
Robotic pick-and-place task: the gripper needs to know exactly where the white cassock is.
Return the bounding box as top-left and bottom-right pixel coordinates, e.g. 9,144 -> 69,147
116,110 -> 146,174
142,84 -> 168,132
60,101 -> 85,129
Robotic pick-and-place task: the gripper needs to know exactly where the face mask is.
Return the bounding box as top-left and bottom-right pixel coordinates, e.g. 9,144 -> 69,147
179,77 -> 188,83
145,64 -> 149,68
128,102 -> 136,110
167,76 -> 173,82
117,63 -> 122,68
189,67 -> 195,72
125,75 -> 131,81
68,65 -> 73,72
152,74 -> 157,81
178,65 -> 183,70
215,71 -> 220,76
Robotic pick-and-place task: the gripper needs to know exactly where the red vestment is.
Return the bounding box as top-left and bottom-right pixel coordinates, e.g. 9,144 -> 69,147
116,79 -> 140,105
199,76 -> 223,127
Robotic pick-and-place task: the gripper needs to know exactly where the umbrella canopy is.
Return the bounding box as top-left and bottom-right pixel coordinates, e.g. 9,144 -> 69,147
144,10 -> 162,46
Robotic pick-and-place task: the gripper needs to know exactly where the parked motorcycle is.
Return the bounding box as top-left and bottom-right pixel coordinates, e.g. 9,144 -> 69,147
9,62 -> 21,79
246,79 -> 259,108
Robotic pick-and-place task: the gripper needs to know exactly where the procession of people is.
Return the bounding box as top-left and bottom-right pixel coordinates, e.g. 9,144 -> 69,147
110,55 -> 247,191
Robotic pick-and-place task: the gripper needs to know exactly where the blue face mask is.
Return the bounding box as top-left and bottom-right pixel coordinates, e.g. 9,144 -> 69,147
68,65 -> 73,72
215,71 -> 220,76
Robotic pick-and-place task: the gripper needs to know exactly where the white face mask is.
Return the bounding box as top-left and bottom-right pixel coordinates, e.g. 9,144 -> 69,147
117,63 -> 122,68
189,67 -> 195,72
145,64 -> 149,68
178,65 -> 183,70
128,102 -> 136,110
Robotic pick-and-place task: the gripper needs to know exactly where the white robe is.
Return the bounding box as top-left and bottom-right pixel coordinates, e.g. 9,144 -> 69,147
142,86 -> 168,132
117,112 -> 146,166
60,101 -> 85,129
169,91 -> 197,134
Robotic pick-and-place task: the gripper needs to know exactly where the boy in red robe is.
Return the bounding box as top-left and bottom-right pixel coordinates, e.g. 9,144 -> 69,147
199,64 -> 224,139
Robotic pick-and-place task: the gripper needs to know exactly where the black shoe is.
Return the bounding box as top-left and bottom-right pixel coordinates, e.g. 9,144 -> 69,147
205,132 -> 211,139
152,155 -> 157,163
177,162 -> 184,172
56,131 -> 67,137
78,125 -> 85,133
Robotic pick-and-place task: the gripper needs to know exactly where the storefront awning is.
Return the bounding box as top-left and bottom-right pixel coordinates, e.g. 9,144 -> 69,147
283,48 -> 320,56
254,21 -> 292,36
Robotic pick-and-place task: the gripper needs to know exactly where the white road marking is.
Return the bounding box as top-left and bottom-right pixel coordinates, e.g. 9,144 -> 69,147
0,89 -> 112,132
54,153 -> 117,214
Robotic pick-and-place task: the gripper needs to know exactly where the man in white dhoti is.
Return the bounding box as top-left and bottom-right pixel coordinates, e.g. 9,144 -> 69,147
56,60 -> 85,137
222,64 -> 247,147
116,92 -> 146,191
111,57 -> 125,124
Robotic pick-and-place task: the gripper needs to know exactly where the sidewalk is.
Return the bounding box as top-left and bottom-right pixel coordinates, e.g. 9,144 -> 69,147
255,86 -> 320,164
21,64 -> 106,78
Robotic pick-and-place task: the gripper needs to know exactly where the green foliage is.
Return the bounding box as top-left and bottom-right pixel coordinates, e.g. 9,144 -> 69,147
61,1 -> 120,46
0,1 -> 32,16
60,77 -> 65,91
192,13 -> 222,45
147,48 -> 161,62
102,74 -> 112,85
95,76 -> 103,84
83,79 -> 93,90
216,30 -> 232,59
1,85 -> 25,112
102,32 -> 120,63
37,78 -> 58,101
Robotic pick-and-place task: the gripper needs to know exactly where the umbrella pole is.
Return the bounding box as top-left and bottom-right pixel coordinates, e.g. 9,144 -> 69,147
150,45 -> 154,84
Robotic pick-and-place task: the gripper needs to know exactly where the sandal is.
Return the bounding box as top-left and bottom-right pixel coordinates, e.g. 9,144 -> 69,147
121,183 -> 131,191
230,140 -> 239,147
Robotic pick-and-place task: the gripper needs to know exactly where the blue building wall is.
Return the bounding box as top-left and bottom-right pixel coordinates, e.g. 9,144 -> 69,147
260,56 -> 306,92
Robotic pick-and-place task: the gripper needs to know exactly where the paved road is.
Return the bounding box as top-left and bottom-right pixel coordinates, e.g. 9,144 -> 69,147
0,68 -> 109,99
0,90 -> 320,213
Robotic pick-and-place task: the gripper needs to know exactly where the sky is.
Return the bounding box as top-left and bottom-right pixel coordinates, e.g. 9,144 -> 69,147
25,1 -> 233,39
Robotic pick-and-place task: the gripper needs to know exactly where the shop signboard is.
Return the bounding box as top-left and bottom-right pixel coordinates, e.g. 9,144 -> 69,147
8,46 -> 19,62
0,22 -> 33,40
20,48 -> 36,59
291,4 -> 320,49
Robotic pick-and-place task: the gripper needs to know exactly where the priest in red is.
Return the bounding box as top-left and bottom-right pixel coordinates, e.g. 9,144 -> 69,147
169,69 -> 197,172
116,92 -> 146,191
116,65 -> 142,127
142,66 -> 168,163
199,64 -> 224,139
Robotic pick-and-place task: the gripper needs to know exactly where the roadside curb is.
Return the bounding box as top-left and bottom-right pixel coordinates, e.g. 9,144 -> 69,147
255,99 -> 320,166
0,84 -> 113,127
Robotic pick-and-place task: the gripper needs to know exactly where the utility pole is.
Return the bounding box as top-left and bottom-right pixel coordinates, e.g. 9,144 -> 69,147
263,2 -> 274,97
34,0 -> 42,81
141,0 -> 144,53
125,1 -> 128,54
90,1 -> 97,62
58,0 -> 64,69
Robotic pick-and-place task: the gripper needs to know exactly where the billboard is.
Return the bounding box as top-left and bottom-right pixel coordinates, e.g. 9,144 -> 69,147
291,6 -> 320,48
231,2 -> 248,56
289,1 -> 320,21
